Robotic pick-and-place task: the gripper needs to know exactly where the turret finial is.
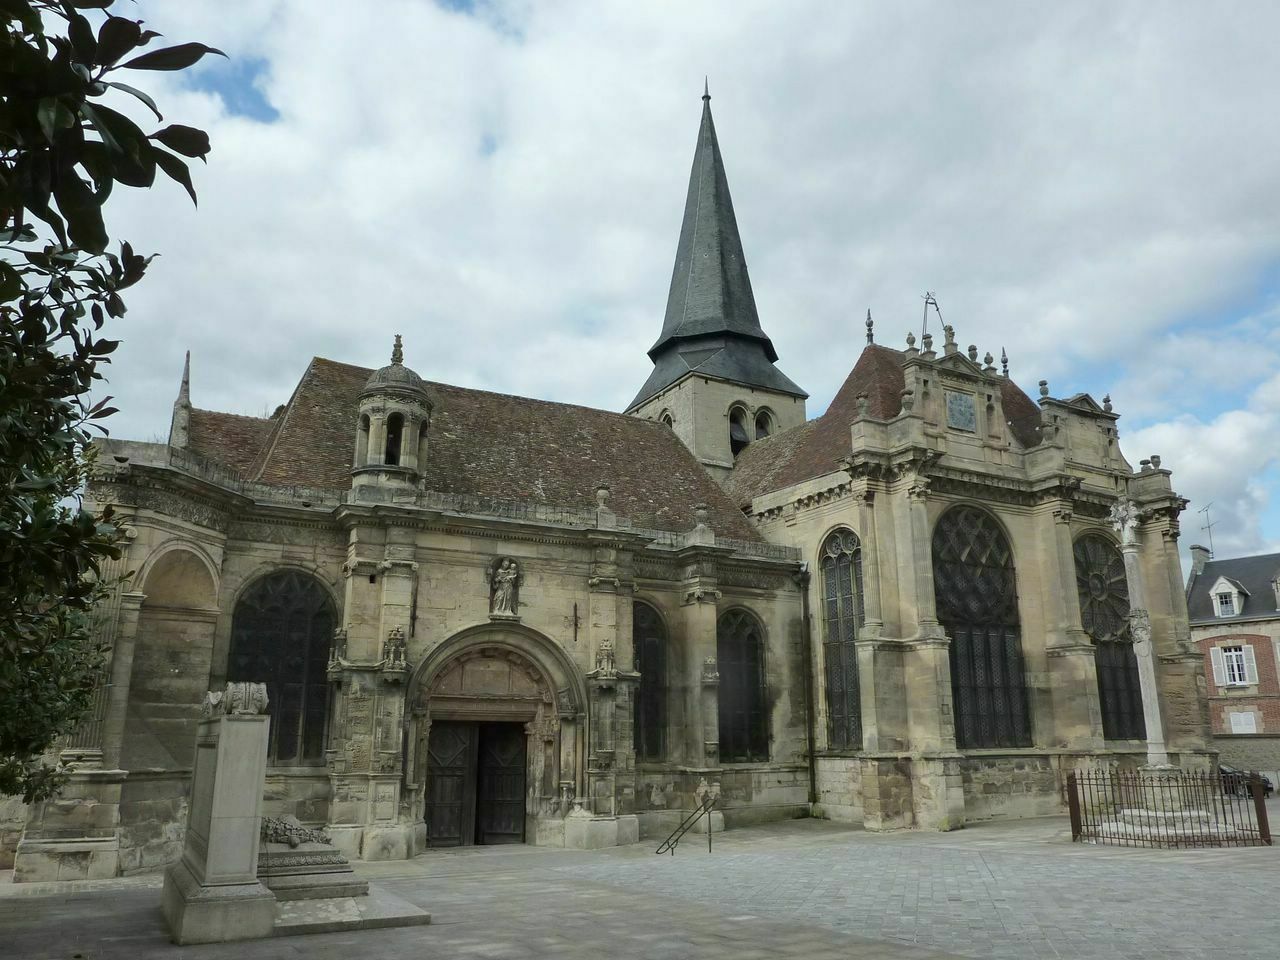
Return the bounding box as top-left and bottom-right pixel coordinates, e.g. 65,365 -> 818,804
1103,393 -> 1113,413
1000,347 -> 1009,377
703,76 -> 710,101
391,334 -> 403,365
865,309 -> 873,344
179,350 -> 191,403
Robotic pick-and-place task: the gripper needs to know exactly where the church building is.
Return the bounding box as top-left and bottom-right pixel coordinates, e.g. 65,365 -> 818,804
6,91 -> 1212,881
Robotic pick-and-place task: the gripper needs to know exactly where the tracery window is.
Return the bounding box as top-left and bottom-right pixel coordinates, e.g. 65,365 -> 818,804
632,601 -> 667,761
717,609 -> 768,762
1073,534 -> 1145,740
932,505 -> 1031,749
820,529 -> 863,750
228,570 -> 336,764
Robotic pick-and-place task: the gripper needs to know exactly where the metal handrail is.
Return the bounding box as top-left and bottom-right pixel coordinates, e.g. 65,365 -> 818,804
655,796 -> 716,856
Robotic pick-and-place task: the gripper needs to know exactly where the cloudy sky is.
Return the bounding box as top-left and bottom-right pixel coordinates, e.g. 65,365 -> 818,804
96,1 -> 1280,564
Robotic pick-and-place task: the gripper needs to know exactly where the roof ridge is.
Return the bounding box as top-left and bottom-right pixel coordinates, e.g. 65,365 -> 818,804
248,358 -> 316,481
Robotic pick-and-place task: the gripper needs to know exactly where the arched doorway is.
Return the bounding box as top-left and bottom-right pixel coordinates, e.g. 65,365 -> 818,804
932,505 -> 1031,749
406,628 -> 583,847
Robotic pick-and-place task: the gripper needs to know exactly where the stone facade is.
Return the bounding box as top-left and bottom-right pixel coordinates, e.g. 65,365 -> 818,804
3,91 -> 1213,878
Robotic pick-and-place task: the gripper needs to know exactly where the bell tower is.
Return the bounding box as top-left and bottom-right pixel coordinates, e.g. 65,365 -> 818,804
627,85 -> 807,479
351,334 -> 432,499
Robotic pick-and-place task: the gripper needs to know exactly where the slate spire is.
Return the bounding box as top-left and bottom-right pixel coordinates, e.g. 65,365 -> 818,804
629,87 -> 805,410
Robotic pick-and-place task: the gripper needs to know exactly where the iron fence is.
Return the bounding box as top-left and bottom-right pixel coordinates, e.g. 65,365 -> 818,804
1067,769 -> 1271,848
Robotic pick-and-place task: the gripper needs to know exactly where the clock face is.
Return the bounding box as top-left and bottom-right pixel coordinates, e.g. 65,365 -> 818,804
945,390 -> 977,432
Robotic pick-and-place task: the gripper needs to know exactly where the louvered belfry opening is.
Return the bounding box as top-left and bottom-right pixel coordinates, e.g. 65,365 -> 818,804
632,601 -> 667,762
820,529 -> 863,750
932,506 -> 1032,749
717,608 -> 769,762
1074,534 -> 1146,740
228,570 -> 335,764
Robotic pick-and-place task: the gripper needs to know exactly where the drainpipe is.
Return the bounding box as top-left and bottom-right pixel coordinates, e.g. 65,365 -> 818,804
797,564 -> 818,806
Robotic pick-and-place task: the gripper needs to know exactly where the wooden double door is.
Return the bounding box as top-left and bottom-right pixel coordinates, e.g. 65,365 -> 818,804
424,721 -> 526,846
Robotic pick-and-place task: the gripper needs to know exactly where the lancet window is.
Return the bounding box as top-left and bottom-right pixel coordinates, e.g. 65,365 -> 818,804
228,570 -> 336,764
820,528 -> 863,750
632,601 -> 667,762
932,505 -> 1031,749
1074,534 -> 1145,740
717,609 -> 769,762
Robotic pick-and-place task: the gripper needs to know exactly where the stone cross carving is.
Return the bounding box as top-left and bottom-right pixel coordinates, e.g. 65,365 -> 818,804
1109,499 -> 1142,547
201,681 -> 269,718
489,557 -> 521,617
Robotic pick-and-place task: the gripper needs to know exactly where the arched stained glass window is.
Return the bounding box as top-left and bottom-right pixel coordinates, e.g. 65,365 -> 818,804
1074,534 -> 1145,740
821,529 -> 863,750
633,601 -> 667,762
932,506 -> 1031,748
228,570 -> 336,764
717,609 -> 768,762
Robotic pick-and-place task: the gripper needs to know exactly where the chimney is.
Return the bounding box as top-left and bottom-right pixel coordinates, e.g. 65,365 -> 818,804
1189,544 -> 1211,576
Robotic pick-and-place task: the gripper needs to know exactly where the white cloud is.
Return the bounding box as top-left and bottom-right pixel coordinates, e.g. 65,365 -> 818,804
85,0 -> 1280,553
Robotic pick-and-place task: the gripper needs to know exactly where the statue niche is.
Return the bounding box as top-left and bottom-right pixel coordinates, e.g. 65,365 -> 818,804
488,557 -> 522,620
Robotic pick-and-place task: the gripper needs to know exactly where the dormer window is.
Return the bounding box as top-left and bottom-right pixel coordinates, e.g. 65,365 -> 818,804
1208,576 -> 1247,618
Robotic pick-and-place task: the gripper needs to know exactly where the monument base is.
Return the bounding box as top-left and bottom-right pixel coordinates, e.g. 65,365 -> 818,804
161,856 -> 277,945
273,886 -> 432,936
564,811 -> 639,849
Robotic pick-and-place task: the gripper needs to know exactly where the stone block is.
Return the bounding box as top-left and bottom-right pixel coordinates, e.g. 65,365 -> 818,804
362,823 -> 412,861
12,837 -> 120,883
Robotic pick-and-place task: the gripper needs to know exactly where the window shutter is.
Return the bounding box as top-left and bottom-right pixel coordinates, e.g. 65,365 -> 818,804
1243,644 -> 1259,685
1210,646 -> 1226,685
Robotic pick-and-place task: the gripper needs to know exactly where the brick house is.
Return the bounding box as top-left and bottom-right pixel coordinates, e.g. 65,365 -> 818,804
1187,545 -> 1280,784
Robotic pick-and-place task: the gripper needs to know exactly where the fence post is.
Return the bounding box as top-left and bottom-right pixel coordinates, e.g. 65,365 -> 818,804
1066,772 -> 1082,841
1250,778 -> 1271,846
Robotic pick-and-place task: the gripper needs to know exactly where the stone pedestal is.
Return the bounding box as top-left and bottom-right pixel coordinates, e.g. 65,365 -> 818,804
161,713 -> 276,945
563,807 -> 639,849
13,769 -> 127,882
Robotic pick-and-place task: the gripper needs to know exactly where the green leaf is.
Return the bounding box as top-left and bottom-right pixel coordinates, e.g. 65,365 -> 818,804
103,81 -> 162,122
119,42 -> 226,72
152,148 -> 196,206
68,14 -> 96,63
37,98 -> 59,142
96,17 -> 142,68
149,124 -> 210,160
52,168 -> 108,254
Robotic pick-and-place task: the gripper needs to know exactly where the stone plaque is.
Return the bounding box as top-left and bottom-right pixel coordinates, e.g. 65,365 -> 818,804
945,390 -> 977,432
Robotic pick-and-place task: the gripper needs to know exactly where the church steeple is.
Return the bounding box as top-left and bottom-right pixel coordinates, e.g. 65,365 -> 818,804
629,87 -> 805,412
628,88 -> 807,477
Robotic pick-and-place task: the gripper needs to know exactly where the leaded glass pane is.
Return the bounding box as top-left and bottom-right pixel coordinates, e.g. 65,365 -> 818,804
932,506 -> 1031,748
228,570 -> 336,765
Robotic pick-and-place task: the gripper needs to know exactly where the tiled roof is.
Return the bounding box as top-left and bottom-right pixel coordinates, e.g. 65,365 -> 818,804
725,344 -> 1044,506
188,409 -> 274,475
1187,551 -> 1280,623
190,357 -> 765,542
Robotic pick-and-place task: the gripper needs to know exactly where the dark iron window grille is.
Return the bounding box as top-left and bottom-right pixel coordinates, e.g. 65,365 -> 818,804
228,570 -> 336,764
932,505 -> 1031,749
717,608 -> 769,762
1074,533 -> 1145,740
633,601 -> 667,761
820,529 -> 863,750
